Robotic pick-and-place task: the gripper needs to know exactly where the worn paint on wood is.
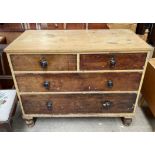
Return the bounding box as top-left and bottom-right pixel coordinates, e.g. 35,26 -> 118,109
21,93 -> 136,114
10,54 -> 77,71
80,53 -> 147,70
15,72 -> 142,92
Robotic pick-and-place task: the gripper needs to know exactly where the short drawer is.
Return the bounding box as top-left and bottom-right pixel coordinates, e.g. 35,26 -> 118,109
16,72 -> 142,92
80,53 -> 147,70
21,93 -> 136,114
10,54 -> 77,71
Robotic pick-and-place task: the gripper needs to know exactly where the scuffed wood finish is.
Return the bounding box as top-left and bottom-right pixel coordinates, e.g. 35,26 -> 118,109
11,54 -> 77,71
15,73 -> 142,92
21,93 -> 136,114
4,30 -> 153,126
80,53 -> 147,70
4,30 -> 153,53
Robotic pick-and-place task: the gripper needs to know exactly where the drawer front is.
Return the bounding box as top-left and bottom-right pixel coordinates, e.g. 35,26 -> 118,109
21,93 -> 136,114
80,53 -> 147,70
16,73 -> 142,92
10,54 -> 77,71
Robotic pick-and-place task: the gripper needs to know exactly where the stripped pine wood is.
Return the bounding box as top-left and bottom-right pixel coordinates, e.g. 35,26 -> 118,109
4,30 -> 153,127
6,54 -> 25,115
5,51 -> 150,54
14,70 -> 143,74
23,113 -> 135,118
19,91 -> 138,95
77,53 -> 80,71
5,30 -> 153,53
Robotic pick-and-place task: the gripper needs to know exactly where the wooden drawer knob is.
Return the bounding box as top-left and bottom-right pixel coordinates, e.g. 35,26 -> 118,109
107,80 -> 113,88
102,100 -> 112,110
40,58 -> 48,68
109,57 -> 116,68
47,101 -> 52,110
43,81 -> 50,89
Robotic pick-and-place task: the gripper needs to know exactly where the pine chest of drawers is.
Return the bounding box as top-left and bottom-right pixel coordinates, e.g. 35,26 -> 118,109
5,30 -> 153,127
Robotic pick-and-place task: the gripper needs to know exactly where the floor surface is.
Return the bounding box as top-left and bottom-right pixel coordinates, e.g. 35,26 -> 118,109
0,104 -> 154,132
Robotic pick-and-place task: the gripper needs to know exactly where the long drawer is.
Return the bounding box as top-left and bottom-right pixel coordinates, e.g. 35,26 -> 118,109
80,53 -> 147,70
16,72 -> 142,92
10,54 -> 77,71
21,93 -> 137,114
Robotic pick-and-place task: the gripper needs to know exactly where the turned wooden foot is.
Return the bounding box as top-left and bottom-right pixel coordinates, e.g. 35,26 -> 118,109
25,118 -> 35,128
122,117 -> 132,126
3,120 -> 13,132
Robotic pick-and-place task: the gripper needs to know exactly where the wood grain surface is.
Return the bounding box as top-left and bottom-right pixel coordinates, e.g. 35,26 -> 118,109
10,54 -> 77,71
5,30 -> 153,53
15,72 -> 142,92
4,29 -> 152,121
80,53 -> 147,70
21,93 -> 136,114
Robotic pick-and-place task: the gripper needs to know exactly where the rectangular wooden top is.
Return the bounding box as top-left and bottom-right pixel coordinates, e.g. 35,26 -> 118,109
5,29 -> 153,53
